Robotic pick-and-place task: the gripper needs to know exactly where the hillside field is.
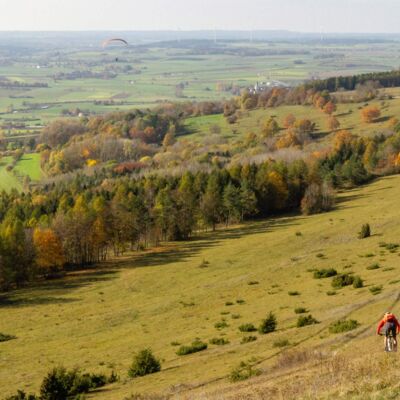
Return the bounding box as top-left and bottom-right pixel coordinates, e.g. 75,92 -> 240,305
0,153 -> 43,191
1,174 -> 400,398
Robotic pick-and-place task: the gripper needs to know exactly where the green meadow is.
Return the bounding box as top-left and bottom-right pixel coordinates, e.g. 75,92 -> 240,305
1,174 -> 400,398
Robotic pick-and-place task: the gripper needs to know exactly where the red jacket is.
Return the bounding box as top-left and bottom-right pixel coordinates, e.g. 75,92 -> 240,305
377,313 -> 400,334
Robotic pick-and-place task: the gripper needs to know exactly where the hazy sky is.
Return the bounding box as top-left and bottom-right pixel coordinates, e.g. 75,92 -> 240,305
0,0 -> 398,32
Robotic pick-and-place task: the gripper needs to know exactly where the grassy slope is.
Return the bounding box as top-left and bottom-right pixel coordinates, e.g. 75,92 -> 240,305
183,88 -> 400,143
1,175 -> 400,398
0,154 -> 43,191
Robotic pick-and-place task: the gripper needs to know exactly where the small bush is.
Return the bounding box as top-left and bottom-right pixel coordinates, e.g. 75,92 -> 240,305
326,291 -> 337,296
229,361 -> 261,382
198,259 -> 210,268
240,335 -> 257,344
288,291 -> 300,296
238,323 -> 257,332
329,319 -> 359,334
273,338 -> 290,348
231,314 -> 241,319
176,340 -> 208,356
367,263 -> 380,270
5,391 -> 38,400
259,312 -> 277,334
369,285 -> 383,295
128,349 -> 161,378
313,268 -> 337,279
331,274 -> 354,288
352,276 -> 364,288
236,299 -> 245,304
0,333 -> 16,342
294,307 -> 307,314
209,337 -> 229,345
225,301 -> 234,306
214,320 -> 229,329
358,223 -> 371,239
316,253 -> 325,258
170,341 -> 180,346
248,281 -> 259,285
297,314 -> 318,328
295,231 -> 302,236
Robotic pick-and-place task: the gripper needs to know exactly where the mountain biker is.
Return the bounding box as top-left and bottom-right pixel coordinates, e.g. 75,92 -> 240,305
377,312 -> 400,350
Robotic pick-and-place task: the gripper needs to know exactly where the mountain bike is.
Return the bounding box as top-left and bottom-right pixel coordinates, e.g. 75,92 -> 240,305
381,333 -> 397,352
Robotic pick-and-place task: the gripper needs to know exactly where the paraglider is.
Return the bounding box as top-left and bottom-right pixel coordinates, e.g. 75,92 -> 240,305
102,38 -> 129,48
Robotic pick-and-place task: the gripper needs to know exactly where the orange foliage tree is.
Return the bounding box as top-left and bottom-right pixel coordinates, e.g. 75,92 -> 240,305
361,106 -> 381,123
33,228 -> 65,273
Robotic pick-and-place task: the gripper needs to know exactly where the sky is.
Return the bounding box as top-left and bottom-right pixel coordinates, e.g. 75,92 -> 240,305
0,0 -> 398,33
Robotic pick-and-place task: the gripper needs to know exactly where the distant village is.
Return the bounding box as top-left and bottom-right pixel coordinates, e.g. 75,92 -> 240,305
249,79 -> 290,94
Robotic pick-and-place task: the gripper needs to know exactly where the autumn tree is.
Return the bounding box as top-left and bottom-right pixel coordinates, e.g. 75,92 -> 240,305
323,101 -> 336,115
327,116 -> 340,131
33,228 -> 65,274
361,106 -> 381,123
282,114 -> 296,129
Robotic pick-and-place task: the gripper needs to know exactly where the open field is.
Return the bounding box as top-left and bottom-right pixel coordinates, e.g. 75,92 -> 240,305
0,153 -> 42,191
1,174 -> 400,398
2,34 -> 400,140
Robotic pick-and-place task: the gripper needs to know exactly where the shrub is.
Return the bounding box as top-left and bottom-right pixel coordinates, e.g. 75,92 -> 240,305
358,223 -> 371,239
331,274 -> 354,288
40,367 -> 77,399
248,281 -> 259,285
238,323 -> 257,332
241,336 -> 257,344
329,319 -> 359,334
214,320 -> 229,329
369,285 -> 383,295
352,276 -> 364,288
209,337 -> 229,345
366,263 -> 380,270
259,312 -> 277,334
313,268 -> 337,279
128,349 -> 161,378
176,340 -> 208,356
288,291 -> 300,296
294,307 -> 307,314
5,391 -> 38,400
297,314 -> 318,328
231,314 -> 241,319
273,338 -> 290,348
225,301 -> 234,306
0,332 -> 16,342
229,361 -> 261,382
326,290 -> 336,296
170,341 -> 180,346
236,299 -> 246,304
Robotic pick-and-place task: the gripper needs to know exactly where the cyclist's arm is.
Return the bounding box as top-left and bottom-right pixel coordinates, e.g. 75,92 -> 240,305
377,319 -> 384,335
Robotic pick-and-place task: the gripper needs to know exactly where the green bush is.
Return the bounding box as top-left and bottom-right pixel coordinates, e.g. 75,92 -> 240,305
40,367 -> 77,399
225,301 -> 234,306
214,320 -> 229,329
5,391 -> 38,400
358,223 -> 371,239
313,268 -> 337,279
231,314 -> 241,319
209,337 -> 229,345
259,312 -> 277,334
229,361 -> 261,382
238,323 -> 257,332
326,290 -> 337,296
294,307 -> 307,314
331,274 -> 354,288
297,314 -> 318,328
241,336 -> 257,344
236,299 -> 246,304
288,291 -> 300,296
273,338 -> 290,348
366,263 -> 380,270
329,319 -> 359,334
176,340 -> 208,356
352,276 -> 364,288
248,281 -> 259,285
369,285 -> 383,295
128,349 -> 161,378
0,332 -> 16,342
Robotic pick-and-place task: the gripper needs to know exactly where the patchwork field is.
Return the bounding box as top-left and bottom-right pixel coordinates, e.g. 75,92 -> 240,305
1,174 -> 400,398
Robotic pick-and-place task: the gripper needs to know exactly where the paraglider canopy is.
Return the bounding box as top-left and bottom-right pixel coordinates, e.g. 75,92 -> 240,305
102,38 -> 129,48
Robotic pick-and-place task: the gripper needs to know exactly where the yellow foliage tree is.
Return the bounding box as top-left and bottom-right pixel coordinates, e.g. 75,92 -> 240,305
33,228 -> 65,272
